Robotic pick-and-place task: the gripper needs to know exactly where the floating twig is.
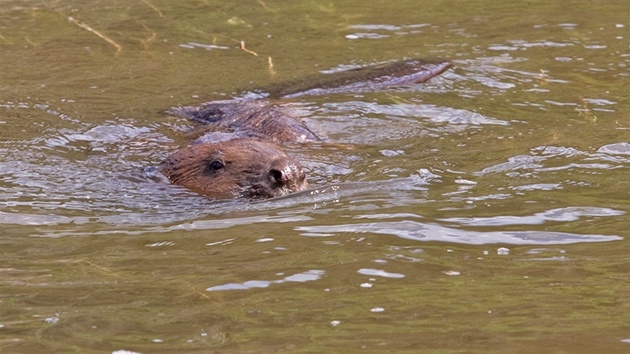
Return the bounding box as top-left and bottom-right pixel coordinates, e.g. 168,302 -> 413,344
81,260 -> 127,279
240,40 -> 258,56
385,93 -> 414,105
268,56 -> 276,75
576,96 -> 597,122
0,33 -> 11,44
67,16 -> 122,55
139,0 -> 165,18
256,0 -> 277,12
538,69 -> 548,86
139,22 -> 157,50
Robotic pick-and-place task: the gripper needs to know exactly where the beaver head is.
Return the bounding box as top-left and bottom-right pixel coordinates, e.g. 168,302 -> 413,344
159,138 -> 308,199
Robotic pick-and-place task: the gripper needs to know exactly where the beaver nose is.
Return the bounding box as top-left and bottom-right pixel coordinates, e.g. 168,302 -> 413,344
268,159 -> 307,191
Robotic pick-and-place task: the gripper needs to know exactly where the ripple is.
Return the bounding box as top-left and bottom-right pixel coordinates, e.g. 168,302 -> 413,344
489,40 -> 574,51
439,207 -> 625,226
178,42 -> 229,50
206,270 -> 325,291
345,23 -> 431,40
357,268 -> 405,278
476,155 -> 545,175
320,101 -> 508,145
476,143 -> 630,181
0,211 -> 86,226
297,220 -> 621,245
597,142 -> 630,155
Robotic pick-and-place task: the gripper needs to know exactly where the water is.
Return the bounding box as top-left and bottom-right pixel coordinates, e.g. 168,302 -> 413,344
1,0 -> 630,352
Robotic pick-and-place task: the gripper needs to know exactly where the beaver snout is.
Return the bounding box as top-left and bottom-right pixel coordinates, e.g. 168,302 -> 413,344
159,138 -> 308,199
258,157 -> 308,198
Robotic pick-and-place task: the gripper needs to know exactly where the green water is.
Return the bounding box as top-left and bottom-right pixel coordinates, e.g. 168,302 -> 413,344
1,0 -> 630,352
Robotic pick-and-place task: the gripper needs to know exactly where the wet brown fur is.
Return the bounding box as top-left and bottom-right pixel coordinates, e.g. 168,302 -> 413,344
159,138 -> 307,199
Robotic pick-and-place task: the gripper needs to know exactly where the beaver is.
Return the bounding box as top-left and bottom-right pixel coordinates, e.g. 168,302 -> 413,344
159,59 -> 451,199
159,138 -> 307,199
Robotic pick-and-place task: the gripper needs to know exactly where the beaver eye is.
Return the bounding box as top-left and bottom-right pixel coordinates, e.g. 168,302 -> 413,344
208,160 -> 224,171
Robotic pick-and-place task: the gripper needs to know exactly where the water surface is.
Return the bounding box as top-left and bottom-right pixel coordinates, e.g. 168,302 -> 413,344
1,0 -> 630,352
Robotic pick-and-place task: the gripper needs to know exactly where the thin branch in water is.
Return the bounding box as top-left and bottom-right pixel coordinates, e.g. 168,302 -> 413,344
577,96 -> 591,114
67,16 -> 122,55
537,69 -> 549,86
81,260 -> 127,279
576,96 -> 597,122
139,0 -> 165,18
240,40 -> 258,56
268,56 -> 276,75
256,0 -> 277,12
139,22 -> 157,50
385,93 -> 414,105
0,33 -> 11,44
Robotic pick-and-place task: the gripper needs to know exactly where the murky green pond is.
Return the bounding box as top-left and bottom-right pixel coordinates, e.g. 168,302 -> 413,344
1,0 -> 630,352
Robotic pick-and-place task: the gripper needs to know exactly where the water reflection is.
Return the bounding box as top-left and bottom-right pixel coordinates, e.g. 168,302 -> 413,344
3,1 -> 630,352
